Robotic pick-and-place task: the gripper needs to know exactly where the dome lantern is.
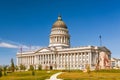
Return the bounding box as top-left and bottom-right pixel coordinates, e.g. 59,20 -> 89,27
58,15 -> 62,20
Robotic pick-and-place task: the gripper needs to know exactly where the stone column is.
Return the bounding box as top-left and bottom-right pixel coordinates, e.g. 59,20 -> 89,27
50,54 -> 52,64
33,56 -> 35,65
45,54 -> 46,64
78,53 -> 80,69
58,54 -> 60,69
27,56 -> 29,64
81,53 -> 83,69
28,56 -> 30,65
71,53 -> 73,69
29,56 -> 30,64
31,56 -> 33,65
75,53 -> 76,69
68,53 -> 70,71
63,36 -> 65,43
54,54 -> 55,64
48,54 -> 50,64
30,56 -> 31,65
89,52 -> 92,69
35,55 -> 36,65
61,54 -> 63,69
16,57 -> 18,65
32,56 -> 33,64
64,54 -> 66,69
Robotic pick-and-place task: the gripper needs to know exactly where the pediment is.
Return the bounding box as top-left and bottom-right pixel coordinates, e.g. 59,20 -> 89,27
99,46 -> 111,55
35,48 -> 51,53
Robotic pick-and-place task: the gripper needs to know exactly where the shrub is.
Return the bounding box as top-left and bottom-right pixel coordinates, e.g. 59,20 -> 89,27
32,70 -> 35,76
94,69 -> 120,73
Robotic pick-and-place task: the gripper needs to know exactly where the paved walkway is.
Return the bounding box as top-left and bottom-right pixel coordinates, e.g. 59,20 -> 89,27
46,72 -> 63,80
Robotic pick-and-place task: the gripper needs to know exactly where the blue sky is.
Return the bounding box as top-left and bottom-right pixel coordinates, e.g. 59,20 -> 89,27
0,0 -> 120,65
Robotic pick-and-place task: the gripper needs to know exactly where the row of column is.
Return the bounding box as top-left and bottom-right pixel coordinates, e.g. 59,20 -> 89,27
17,56 -> 35,65
17,52 -> 96,70
50,36 -> 69,44
36,52 -> 92,69
57,52 -> 90,69
36,54 -> 56,65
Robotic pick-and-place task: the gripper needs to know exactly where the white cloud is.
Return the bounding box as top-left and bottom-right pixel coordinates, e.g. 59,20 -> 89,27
0,38 -> 44,51
0,42 -> 18,48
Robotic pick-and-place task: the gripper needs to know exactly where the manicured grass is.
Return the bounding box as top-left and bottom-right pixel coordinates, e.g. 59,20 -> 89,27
0,70 -> 60,80
58,71 -> 120,80
1,70 -> 120,80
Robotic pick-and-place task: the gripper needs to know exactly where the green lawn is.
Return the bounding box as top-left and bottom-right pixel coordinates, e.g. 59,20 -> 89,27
58,71 -> 120,80
0,70 -> 60,80
1,70 -> 120,80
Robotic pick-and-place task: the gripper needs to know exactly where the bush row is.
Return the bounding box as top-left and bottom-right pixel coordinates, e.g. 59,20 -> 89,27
94,69 -> 120,73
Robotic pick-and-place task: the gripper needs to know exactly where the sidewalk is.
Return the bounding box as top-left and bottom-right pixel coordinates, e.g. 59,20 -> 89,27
46,72 -> 63,80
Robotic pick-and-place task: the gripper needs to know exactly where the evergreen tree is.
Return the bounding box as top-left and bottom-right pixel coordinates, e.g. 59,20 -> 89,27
3,66 -> 7,76
0,67 -> 2,77
11,58 -> 15,72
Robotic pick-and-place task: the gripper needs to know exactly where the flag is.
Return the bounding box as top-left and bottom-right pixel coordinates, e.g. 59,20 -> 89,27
99,35 -> 101,39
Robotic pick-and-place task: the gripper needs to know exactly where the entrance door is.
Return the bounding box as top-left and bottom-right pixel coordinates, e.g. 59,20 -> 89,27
50,66 -> 53,70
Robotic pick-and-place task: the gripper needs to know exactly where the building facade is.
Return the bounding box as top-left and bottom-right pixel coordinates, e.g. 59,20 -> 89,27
16,16 -> 111,70
111,58 -> 120,69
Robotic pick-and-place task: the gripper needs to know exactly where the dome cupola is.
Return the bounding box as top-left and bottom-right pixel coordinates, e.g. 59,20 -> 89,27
49,15 -> 70,48
52,16 -> 67,29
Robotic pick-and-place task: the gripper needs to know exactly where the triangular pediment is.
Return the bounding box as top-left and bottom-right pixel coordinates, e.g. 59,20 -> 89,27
35,47 -> 51,53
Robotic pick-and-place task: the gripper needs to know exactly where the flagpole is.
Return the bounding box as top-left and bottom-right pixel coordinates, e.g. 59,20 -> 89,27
20,46 -> 22,65
99,35 -> 102,46
97,35 -> 102,70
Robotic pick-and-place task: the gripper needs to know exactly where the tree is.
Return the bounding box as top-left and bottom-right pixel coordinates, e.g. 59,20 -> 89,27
15,65 -> 19,71
11,58 -> 15,72
7,66 -> 11,71
38,65 -> 42,70
3,66 -> 7,76
86,64 -> 90,74
0,67 -> 2,77
29,65 -> 35,76
85,64 -> 91,80
20,64 -> 26,71
29,65 -> 34,71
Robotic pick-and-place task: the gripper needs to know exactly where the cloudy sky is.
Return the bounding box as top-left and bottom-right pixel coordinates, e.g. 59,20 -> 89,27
0,0 -> 120,65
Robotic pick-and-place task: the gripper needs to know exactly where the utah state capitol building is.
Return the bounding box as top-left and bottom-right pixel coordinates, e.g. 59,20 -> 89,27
16,16 -> 111,70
